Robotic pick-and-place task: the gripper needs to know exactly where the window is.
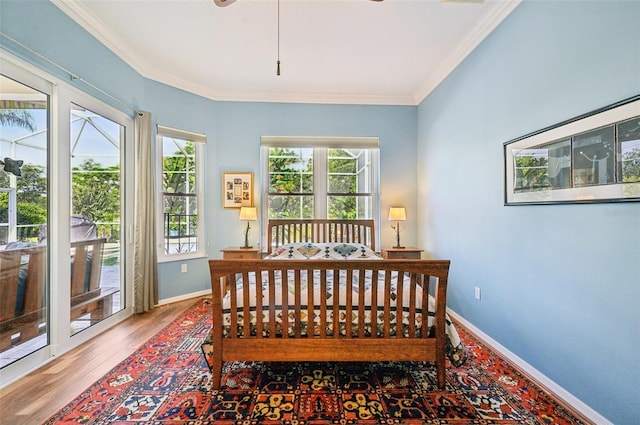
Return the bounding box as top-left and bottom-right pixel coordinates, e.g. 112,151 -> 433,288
157,125 -> 205,260
261,136 -> 380,236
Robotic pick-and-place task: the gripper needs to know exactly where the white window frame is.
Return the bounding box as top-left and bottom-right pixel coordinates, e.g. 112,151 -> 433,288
260,136 -> 380,248
156,125 -> 206,262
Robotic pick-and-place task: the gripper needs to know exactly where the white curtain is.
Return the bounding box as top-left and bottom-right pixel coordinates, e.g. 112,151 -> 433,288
134,111 -> 158,313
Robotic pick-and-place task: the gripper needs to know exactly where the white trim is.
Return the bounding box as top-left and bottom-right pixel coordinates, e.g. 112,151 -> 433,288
261,135 -> 379,149
447,309 -> 613,425
51,0 -> 521,106
157,290 -> 210,306
202,89 -> 416,106
414,0 -> 522,104
155,127 -> 206,262
157,125 -> 206,144
51,0 -> 149,86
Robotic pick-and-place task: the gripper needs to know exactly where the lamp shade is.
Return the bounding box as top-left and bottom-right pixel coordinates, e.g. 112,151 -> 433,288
388,207 -> 406,221
239,206 -> 257,221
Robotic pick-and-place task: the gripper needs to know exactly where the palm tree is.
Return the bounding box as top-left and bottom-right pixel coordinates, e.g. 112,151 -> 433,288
0,109 -> 37,132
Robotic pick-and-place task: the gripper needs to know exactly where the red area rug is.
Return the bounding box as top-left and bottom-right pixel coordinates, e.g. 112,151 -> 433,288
45,298 -> 588,424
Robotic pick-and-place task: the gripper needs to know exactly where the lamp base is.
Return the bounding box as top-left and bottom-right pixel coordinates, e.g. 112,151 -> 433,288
241,245 -> 253,249
392,246 -> 405,249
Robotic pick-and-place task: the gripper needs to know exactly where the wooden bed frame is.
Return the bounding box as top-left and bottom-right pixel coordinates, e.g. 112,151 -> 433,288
267,218 -> 376,253
207,219 -> 450,390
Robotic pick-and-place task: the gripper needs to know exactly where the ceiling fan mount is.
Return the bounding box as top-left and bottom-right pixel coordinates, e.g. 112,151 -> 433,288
213,0 -> 386,76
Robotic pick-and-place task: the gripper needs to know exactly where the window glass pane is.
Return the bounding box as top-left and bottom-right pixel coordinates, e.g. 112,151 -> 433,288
267,194 -> 314,219
1,75 -> 49,366
328,195 -> 372,219
328,148 -> 373,194
163,138 -> 196,194
618,117 -> 640,183
70,104 -> 123,335
163,194 -> 198,254
328,149 -> 373,218
328,149 -> 357,193
268,148 -> 313,193
161,136 -> 199,255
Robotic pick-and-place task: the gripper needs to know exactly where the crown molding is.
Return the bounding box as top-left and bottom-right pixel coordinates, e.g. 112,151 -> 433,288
414,0 -> 522,105
51,0 -> 416,106
51,0 -> 154,78
52,0 -> 521,106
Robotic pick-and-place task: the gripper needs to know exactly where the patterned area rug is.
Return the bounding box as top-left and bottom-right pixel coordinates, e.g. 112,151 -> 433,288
45,298 -> 588,424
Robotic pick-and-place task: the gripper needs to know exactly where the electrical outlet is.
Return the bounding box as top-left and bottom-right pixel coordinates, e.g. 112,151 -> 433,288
181,263 -> 187,273
474,286 -> 481,300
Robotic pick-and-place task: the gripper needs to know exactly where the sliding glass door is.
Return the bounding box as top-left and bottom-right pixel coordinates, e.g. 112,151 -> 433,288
0,73 -> 50,367
0,56 -> 133,382
69,104 -> 124,335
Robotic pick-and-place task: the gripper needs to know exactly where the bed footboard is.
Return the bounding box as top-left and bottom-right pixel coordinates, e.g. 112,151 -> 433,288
208,259 -> 450,390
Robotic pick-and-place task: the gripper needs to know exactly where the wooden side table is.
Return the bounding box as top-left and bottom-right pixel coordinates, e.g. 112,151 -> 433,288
381,247 -> 423,259
221,247 -> 262,260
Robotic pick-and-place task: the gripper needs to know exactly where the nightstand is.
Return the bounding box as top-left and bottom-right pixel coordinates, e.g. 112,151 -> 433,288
381,247 -> 423,259
221,247 -> 262,259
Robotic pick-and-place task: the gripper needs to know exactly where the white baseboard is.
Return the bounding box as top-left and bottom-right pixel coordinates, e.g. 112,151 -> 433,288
447,309 -> 611,425
157,289 -> 211,306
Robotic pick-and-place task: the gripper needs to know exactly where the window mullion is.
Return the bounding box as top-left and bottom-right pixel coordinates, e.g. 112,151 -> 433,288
315,148 -> 327,218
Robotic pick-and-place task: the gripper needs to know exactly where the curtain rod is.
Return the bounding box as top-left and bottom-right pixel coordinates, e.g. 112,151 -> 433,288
1,32 -> 136,113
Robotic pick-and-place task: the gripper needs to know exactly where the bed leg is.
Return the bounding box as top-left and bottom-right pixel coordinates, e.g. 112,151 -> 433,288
436,360 -> 446,389
212,359 -> 222,390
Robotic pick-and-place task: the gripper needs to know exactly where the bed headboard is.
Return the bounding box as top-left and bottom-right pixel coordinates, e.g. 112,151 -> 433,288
267,219 -> 376,254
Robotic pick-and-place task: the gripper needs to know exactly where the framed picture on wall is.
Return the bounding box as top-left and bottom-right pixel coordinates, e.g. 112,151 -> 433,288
223,172 -> 253,208
504,95 -> 640,205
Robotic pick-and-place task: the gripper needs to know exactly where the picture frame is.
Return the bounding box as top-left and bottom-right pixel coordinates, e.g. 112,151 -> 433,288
504,95 -> 640,205
223,172 -> 253,208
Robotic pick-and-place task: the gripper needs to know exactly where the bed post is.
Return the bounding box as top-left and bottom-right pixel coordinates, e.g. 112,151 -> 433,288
208,265 -> 225,390
434,268 -> 449,388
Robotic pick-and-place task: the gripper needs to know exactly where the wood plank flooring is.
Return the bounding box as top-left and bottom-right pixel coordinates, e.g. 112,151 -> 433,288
0,297 -> 198,425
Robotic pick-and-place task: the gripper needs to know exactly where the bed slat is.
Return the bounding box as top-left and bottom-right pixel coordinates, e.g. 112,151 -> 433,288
268,219 -> 375,254
395,271 -> 402,338
358,269 -> 366,338
345,269 -> 353,338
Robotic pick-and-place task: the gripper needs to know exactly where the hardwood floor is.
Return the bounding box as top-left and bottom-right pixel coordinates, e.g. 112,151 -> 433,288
0,297 -> 198,425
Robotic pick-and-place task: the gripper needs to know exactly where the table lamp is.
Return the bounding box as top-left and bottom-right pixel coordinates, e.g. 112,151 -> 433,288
388,207 -> 406,249
239,206 -> 257,248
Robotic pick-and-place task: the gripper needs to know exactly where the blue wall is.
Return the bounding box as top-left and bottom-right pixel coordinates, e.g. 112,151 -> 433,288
417,2 -> 640,424
1,1 -> 418,300
150,93 -> 417,300
2,1 -> 638,423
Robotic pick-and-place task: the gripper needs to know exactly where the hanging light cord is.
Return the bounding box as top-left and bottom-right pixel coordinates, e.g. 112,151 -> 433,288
276,0 -> 281,76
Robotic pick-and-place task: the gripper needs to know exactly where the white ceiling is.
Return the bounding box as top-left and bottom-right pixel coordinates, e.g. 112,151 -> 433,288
52,0 -> 521,106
